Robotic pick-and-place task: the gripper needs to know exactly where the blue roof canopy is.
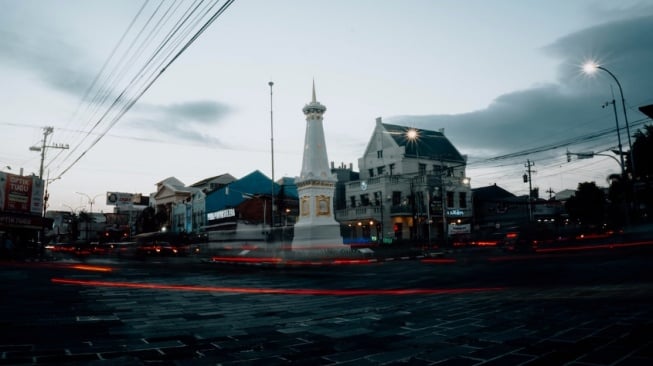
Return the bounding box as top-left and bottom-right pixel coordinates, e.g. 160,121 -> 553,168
205,170 -> 297,213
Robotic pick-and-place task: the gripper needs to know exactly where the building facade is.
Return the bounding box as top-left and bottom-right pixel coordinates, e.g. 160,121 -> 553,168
203,170 -> 298,247
335,118 -> 472,245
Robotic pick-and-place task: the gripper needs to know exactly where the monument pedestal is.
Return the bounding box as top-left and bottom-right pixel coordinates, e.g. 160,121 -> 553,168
291,220 -> 343,250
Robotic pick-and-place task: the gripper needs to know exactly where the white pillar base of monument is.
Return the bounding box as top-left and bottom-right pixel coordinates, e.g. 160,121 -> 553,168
291,222 -> 344,250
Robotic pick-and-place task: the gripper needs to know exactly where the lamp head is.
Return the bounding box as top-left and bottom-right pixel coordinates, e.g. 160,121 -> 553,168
406,128 -> 419,141
582,61 -> 599,74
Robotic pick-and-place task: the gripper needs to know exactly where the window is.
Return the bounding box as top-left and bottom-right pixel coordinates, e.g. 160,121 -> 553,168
446,191 -> 454,208
368,168 -> 374,177
389,163 -> 395,175
350,196 -> 356,208
433,165 -> 443,176
377,150 -> 383,158
392,191 -> 402,205
418,163 -> 426,176
377,166 -> 386,175
374,191 -> 381,206
416,191 -> 425,212
459,192 -> 467,208
360,194 -> 370,206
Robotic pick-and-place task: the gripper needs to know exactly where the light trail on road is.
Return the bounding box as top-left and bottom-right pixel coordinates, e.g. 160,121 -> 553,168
1,261 -> 113,272
51,278 -> 506,296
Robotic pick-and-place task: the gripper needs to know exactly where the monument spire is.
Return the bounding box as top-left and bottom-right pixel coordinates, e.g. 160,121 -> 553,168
292,81 -> 343,250
299,80 -> 330,181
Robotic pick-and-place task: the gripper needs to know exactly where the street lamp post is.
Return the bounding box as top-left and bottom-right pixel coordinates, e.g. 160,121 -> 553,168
269,81 -> 275,234
76,192 -> 102,241
583,63 -> 634,175
568,151 -> 623,170
583,62 -> 639,222
603,98 -> 626,177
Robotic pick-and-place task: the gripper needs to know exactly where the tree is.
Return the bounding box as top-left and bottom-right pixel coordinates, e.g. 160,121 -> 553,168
69,213 -> 80,241
606,174 -> 628,228
77,210 -> 95,241
628,124 -> 653,220
565,182 -> 606,228
135,206 -> 158,234
629,124 -> 653,180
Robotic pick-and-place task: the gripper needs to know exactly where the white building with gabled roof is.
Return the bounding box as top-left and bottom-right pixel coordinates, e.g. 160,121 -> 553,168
336,117 -> 472,246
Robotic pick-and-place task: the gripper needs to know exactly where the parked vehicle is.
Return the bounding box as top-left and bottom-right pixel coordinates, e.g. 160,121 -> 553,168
105,241 -> 139,258
136,241 -> 189,257
503,225 -> 541,253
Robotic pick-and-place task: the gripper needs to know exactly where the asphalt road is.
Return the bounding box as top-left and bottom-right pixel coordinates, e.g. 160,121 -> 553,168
1,243 -> 653,365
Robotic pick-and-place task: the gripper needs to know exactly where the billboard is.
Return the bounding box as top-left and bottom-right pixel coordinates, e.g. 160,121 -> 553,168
106,192 -> 135,206
0,172 -> 44,215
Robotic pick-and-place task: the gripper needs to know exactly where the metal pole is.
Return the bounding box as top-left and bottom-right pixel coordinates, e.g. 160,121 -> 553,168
38,127 -> 53,180
606,98 -> 626,177
525,159 -> 534,222
595,66 -> 637,221
441,177 -> 447,248
426,188 -> 431,248
597,66 -> 634,174
269,81 -> 275,231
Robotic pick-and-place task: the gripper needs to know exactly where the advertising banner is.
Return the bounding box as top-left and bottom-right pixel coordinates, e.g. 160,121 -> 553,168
106,192 -> 134,206
0,172 -> 44,214
31,177 -> 44,214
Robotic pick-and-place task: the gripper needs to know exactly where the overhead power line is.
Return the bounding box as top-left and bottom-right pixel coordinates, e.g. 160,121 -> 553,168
50,0 -> 236,180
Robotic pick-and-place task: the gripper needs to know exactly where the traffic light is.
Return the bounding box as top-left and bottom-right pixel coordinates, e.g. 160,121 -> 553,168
523,174 -> 528,183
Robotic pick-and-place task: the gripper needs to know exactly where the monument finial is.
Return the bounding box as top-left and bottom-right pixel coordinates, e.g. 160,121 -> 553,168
312,79 -> 316,103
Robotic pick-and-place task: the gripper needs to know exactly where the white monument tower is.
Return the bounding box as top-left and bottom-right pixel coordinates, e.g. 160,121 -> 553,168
291,81 -> 343,249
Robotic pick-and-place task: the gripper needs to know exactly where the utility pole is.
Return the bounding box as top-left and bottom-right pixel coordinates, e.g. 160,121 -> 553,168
29,126 -> 68,218
523,160 -> 536,222
29,126 -> 68,251
29,126 -> 69,181
268,81 -> 275,236
546,188 -> 555,200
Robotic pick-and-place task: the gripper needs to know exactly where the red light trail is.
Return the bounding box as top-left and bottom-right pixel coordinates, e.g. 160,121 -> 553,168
535,240 -> 653,254
210,256 -> 378,266
1,261 -> 113,272
51,278 -> 505,296
421,258 -> 457,264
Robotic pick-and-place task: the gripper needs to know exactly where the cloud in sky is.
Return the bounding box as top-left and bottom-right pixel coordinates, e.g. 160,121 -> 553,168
0,2 -> 235,148
388,12 -> 653,164
128,100 -> 233,146
0,26 -> 92,97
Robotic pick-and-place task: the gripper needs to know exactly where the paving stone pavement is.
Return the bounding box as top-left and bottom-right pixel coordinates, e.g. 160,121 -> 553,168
1,248 -> 653,365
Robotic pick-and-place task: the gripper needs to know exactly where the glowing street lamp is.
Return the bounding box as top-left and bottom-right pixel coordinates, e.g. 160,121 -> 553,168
582,62 -> 635,174
406,128 -> 418,141
405,128 -> 422,175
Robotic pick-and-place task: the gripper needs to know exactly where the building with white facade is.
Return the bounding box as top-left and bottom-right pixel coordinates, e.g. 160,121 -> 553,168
336,117 -> 472,246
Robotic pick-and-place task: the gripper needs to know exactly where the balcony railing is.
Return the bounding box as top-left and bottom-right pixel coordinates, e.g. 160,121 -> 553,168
389,204 -> 413,216
335,206 -> 382,221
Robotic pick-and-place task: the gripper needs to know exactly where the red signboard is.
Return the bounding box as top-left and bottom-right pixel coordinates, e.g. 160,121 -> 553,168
0,172 -> 44,215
